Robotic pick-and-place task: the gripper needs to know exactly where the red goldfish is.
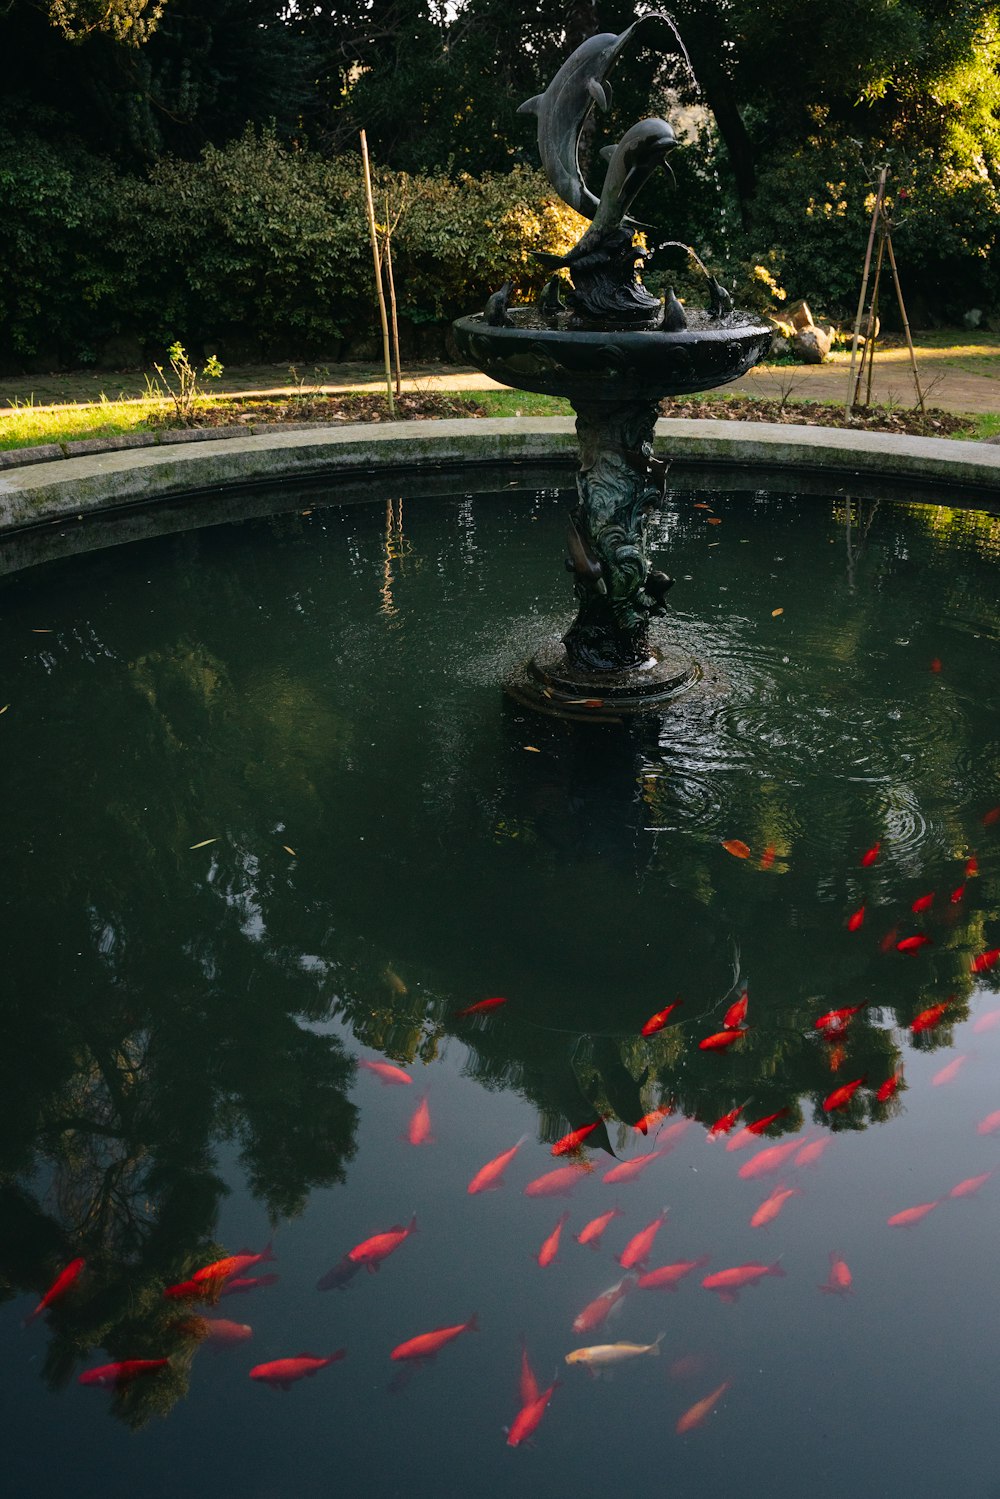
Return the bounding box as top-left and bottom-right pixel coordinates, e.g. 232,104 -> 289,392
722,839 -> 751,859
818,1253 -> 852,1296
876,1075 -> 901,1103
707,1104 -> 744,1140
536,1212 -> 570,1268
633,1103 -> 673,1135
932,1055 -> 968,1088
507,1381 -> 559,1448
572,1275 -> 633,1333
911,1000 -> 951,1034
823,1076 -> 865,1113
879,926 -> 900,953
524,1162 -> 592,1198
759,845 -> 776,870
179,1317 -> 252,1345
575,1207 -> 623,1249
983,806 -> 1000,826
929,657 -> 942,673
738,1137 -> 804,1179
358,1059 -> 412,1086
795,1135 -> 833,1168
407,1096 -> 434,1146
603,1149 -> 667,1186
250,1352 -> 345,1390
191,1245 -> 274,1286
79,1359 -> 170,1388
911,892 -> 935,913
977,1110 -> 1000,1135
640,1001 -> 682,1038
825,1042 -> 847,1073
860,842 -> 881,866
814,1003 -> 867,1035
702,1262 -> 785,1302
163,1275 -> 221,1303
887,1201 -> 939,1227
23,1257 -> 85,1326
454,997 -> 507,1018
636,1256 -> 709,1292
347,1215 -> 417,1271
966,855 -> 979,877
519,1340 -> 539,1407
699,1028 -> 747,1051
618,1210 -> 669,1270
750,1186 -> 801,1228
973,1007 -> 1000,1034
676,1379 -> 731,1435
950,884 -> 966,904
390,1316 -> 478,1361
897,935 -> 933,953
746,1108 -> 789,1137
220,1273 -> 278,1298
468,1136 -> 527,1195
847,904 -> 866,931
949,1170 -> 992,1199
972,950 -> 1000,975
551,1122 -> 601,1156
723,991 -> 749,1029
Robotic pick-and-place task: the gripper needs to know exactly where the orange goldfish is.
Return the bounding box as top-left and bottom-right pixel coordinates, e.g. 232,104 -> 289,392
911,1000 -> 951,1033
551,1121 -> 601,1156
723,991 -> 749,1029
407,1095 -> 434,1146
897,935 -> 933,953
823,1076 -> 865,1113
180,1317 -> 253,1345
468,1136 -> 527,1195
633,1103 -> 673,1135
847,903 -> 866,931
23,1257 -> 85,1326
887,1201 -> 939,1227
676,1379 -> 731,1434
814,1003 -> 866,1034
949,1170 -> 992,1199
699,1028 -> 747,1051
818,1253 -> 852,1296
347,1216 -> 417,1272
79,1359 -> 170,1388
572,1275 -> 633,1333
524,1162 -> 592,1198
722,839 -> 751,859
640,1001 -> 682,1038
738,1137 -> 803,1179
972,950 -> 1000,974
706,1104 -> 744,1141
759,845 -> 776,870
932,1055 -> 968,1088
507,1380 -> 559,1447
250,1351 -> 345,1389
795,1135 -> 833,1168
876,1074 -> 901,1103
536,1212 -> 570,1268
575,1207 -> 623,1249
454,997 -> 507,1018
390,1316 -> 478,1361
750,1186 -> 800,1228
358,1058 -> 412,1086
618,1209 -> 669,1270
637,1257 -> 709,1292
977,1109 -> 1000,1135
519,1340 -> 539,1407
702,1262 -> 785,1302
860,841 -> 881,867
966,855 -> 979,877
191,1244 -> 275,1286
220,1273 -> 278,1298
973,1008 -> 1000,1034
603,1149 -> 667,1185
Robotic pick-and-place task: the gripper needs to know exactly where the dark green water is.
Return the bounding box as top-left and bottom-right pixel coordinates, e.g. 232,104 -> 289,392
1,480 -> 1000,1499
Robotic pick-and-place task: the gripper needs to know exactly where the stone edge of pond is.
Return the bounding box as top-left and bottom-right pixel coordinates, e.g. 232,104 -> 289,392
0,418 -> 997,531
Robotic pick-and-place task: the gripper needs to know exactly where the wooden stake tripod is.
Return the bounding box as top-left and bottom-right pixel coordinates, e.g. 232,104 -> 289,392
845,167 -> 925,414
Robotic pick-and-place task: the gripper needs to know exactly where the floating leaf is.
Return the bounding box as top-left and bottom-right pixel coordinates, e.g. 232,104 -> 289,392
32,629 -> 52,634
283,846 -> 296,856
693,503 -> 714,511
707,517 -> 723,525
189,837 -> 218,850
524,745 -> 540,753
771,608 -> 784,617
722,839 -> 751,859
0,704 -> 8,715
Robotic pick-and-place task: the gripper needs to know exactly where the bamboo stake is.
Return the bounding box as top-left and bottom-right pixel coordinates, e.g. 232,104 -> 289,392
360,130 -> 394,417
384,195 -> 402,398
854,228 -> 885,409
846,165 -> 888,413
882,222 -> 925,413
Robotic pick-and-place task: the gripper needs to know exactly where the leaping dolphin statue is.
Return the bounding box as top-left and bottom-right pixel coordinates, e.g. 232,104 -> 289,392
517,13 -> 688,219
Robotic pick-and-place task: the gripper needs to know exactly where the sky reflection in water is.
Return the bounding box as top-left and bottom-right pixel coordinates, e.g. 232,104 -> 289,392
0,482 -> 999,1499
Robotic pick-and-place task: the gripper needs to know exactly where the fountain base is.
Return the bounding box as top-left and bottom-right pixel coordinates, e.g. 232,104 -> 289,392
506,629 -> 701,721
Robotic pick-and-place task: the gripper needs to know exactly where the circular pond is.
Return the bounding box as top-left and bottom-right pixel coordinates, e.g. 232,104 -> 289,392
1,476 -> 999,1499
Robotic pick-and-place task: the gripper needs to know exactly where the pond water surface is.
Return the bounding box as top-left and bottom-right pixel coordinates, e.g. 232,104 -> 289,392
1,479 -> 999,1499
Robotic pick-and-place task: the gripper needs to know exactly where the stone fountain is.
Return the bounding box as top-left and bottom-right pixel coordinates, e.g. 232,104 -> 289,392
452,14 -> 770,719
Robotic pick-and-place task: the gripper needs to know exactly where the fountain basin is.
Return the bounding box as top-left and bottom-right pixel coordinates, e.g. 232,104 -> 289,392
452,309 -> 772,401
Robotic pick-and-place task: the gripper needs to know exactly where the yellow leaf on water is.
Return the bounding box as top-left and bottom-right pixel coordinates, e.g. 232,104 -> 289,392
283,845 -> 296,856
722,838 -> 752,859
524,745 -> 541,753
771,608 -> 784,617
707,517 -> 723,525
32,629 -> 52,634
0,704 -> 8,714
189,837 -> 218,850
